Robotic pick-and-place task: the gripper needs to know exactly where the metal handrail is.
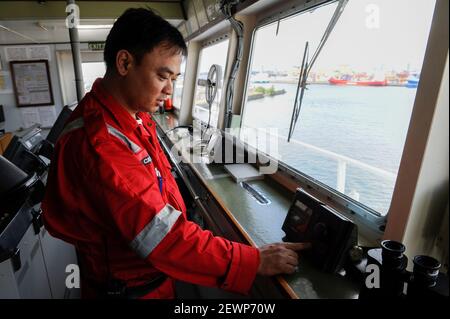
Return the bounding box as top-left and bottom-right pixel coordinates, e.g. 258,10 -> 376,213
242,126 -> 397,181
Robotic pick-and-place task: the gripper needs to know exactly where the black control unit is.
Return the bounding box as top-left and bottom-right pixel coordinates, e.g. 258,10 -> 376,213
282,188 -> 357,273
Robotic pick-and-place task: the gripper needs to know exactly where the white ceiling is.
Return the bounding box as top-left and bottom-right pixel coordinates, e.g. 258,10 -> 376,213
0,18 -> 183,44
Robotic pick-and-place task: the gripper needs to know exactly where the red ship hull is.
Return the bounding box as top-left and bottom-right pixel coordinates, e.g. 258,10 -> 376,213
356,80 -> 387,86
329,77 -> 387,86
328,77 -> 348,85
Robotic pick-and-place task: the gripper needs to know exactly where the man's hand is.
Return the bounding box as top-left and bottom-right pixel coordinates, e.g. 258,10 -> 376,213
257,242 -> 311,276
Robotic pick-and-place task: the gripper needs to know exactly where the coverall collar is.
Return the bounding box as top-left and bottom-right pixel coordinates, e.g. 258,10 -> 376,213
91,78 -> 143,134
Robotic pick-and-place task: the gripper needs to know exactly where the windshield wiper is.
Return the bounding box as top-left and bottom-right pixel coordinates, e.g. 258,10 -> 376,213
287,0 -> 349,142
288,42 -> 309,142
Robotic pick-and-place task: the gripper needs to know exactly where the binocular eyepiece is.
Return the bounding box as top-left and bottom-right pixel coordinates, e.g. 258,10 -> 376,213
359,240 -> 447,298
412,255 -> 441,287
380,240 -> 407,272
407,255 -> 443,298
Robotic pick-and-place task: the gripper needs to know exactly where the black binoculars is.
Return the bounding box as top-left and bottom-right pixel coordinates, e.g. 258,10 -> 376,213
358,240 -> 448,299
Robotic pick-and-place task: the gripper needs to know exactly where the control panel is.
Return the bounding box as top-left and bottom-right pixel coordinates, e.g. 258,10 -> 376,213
282,188 -> 357,273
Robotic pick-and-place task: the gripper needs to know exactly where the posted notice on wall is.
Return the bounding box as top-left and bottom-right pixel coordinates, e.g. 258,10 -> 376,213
21,106 -> 56,129
4,45 -> 51,61
0,71 -> 13,94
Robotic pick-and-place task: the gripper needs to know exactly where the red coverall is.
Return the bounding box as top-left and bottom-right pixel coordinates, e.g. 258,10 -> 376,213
42,79 -> 259,298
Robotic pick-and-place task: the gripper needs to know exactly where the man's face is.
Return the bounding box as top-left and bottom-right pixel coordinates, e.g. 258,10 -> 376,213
120,44 -> 182,114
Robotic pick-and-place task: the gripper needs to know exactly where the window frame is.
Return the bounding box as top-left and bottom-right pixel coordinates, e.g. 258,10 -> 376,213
238,0 -> 422,238
191,34 -> 230,126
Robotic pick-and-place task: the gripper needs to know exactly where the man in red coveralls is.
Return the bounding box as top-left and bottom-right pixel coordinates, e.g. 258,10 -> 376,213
42,8 -> 309,299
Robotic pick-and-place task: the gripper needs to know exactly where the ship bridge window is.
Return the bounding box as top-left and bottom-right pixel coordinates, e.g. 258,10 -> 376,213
240,0 -> 436,218
172,59 -> 186,110
192,39 -> 229,128
81,61 -> 106,92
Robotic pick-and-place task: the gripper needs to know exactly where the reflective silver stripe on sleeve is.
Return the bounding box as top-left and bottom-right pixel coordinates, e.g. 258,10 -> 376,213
60,117 -> 84,137
107,124 -> 141,153
130,204 -> 182,259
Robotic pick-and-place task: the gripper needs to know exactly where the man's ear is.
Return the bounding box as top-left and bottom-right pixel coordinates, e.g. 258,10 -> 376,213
116,50 -> 133,76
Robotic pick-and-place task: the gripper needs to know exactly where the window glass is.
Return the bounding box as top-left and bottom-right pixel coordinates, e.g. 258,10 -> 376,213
172,59 -> 186,110
241,0 -> 436,216
81,62 -> 106,92
192,39 -> 229,128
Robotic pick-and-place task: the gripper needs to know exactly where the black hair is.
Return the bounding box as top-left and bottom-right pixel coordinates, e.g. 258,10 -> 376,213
104,8 -> 187,70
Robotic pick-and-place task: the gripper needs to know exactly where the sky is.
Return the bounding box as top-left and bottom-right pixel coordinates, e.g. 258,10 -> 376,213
251,0 -> 437,73
198,39 -> 229,78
